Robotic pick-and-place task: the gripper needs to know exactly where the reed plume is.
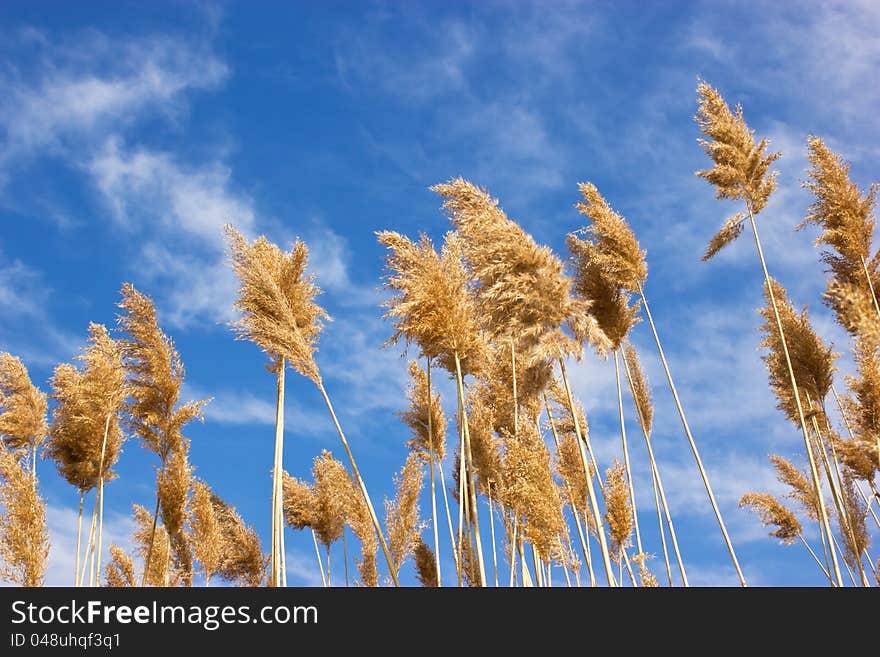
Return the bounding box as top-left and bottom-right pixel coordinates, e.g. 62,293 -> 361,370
157,441 -> 194,586
0,353 -> 48,477
414,539 -> 438,587
770,455 -> 820,521
48,324 -> 127,586
604,460 -> 632,562
0,447 -> 48,586
104,545 -> 136,587
384,451 -> 425,576
215,498 -> 266,587
432,178 -> 581,347
228,224 -> 394,586
623,344 -> 653,432
188,480 -> 223,586
631,552 -> 659,587
801,137 -> 878,308
118,283 -> 207,586
739,493 -> 802,544
695,80 -> 823,586
133,504 -> 171,587
758,280 -> 837,425
837,472 -> 870,574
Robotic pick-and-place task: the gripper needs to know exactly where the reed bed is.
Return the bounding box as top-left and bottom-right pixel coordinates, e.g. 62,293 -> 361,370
1,81 -> 879,588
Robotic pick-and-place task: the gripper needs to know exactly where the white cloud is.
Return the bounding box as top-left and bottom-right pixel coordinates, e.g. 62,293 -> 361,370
0,30 -> 227,167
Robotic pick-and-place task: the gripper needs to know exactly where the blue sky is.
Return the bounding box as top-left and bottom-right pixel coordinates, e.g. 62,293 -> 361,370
1,0 -> 878,586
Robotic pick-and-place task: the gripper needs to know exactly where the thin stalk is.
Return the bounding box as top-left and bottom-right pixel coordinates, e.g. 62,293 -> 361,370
620,351 -> 683,586
830,531 -> 858,587
312,530 -> 327,587
637,281 -> 744,586
488,492 -> 499,587
455,403 -> 466,588
426,358 -> 442,586
518,534 -> 533,587
75,491 -> 84,586
650,464 -> 672,586
271,361 -> 285,588
342,530 -> 349,588
562,560 -> 572,587
140,490 -> 162,587
316,381 -> 400,587
81,492 -> 98,587
453,352 -> 487,586
743,204 -> 840,586
508,516 -> 518,587
326,544 -> 331,588
809,407 -> 870,586
544,394 -> 595,586
437,460 -> 460,579
622,550 -> 637,586
798,533 -> 832,583
860,255 -> 880,320
614,350 -> 642,554
531,544 -> 543,587
558,358 -> 616,586
94,413 -> 111,587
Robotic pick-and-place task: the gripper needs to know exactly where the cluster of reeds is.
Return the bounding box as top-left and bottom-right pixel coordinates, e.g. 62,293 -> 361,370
1,80 -> 878,587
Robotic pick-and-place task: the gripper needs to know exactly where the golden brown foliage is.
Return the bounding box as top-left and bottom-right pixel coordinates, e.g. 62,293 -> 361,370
282,450 -> 348,548
838,472 -> 870,572
702,212 -> 747,261
632,552 -> 659,587
188,480 -> 223,583
225,225 -> 330,384
215,499 -> 266,587
830,430 -> 877,482
0,353 -> 48,455
399,361 -> 447,462
0,448 -> 48,586
566,251 -> 640,350
758,280 -> 837,425
384,452 -> 425,575
572,182 -> 647,292
104,545 -> 136,587
157,440 -> 194,585
413,539 -> 438,587
604,460 -> 632,560
826,280 -> 880,349
695,80 -> 781,216
501,422 -> 565,562
432,178 -> 584,350
133,504 -> 171,587
770,455 -> 819,521
117,284 -> 207,461
554,432 -> 590,521
739,492 -> 802,544
47,324 -> 127,492
378,230 -> 485,373
843,345 -> 880,478
466,386 -> 504,497
623,342 -> 653,435
801,137 -> 877,284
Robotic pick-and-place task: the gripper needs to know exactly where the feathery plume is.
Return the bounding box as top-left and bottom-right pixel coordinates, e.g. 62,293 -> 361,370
432,178 -> 583,349
566,252 -> 640,350
702,212 -> 747,261
632,552 -> 659,587
695,80 -> 781,216
225,225 -> 330,384
830,431 -> 877,482
132,504 -> 171,587
466,386 -> 504,498
801,136 -> 877,284
399,361 -> 447,462
413,539 -> 438,587
0,353 -> 48,458
118,284 -> 208,461
188,480 -> 223,585
770,455 -> 819,521
47,324 -> 127,491
215,500 -> 266,587
384,452 -> 425,575
623,342 -> 653,435
104,545 -> 136,587
604,460 -> 632,560
572,182 -> 647,292
378,230 -> 485,373
554,432 -> 592,528
837,472 -> 870,572
501,422 -> 565,562
826,280 -> 880,348
758,280 -> 837,425
0,448 -> 48,586
157,442 -> 194,585
739,492 -> 802,544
